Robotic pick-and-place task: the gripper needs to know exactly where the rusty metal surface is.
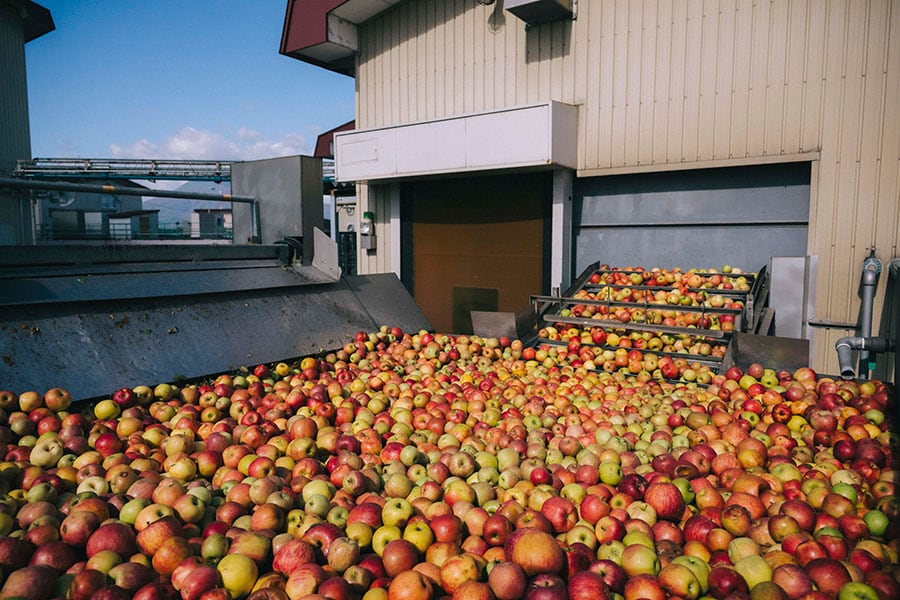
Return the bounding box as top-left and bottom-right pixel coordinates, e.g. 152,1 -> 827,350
0,270 -> 430,401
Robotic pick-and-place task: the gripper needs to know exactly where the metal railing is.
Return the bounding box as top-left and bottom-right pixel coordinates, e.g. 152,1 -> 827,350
34,223 -> 233,242
15,158 -> 231,182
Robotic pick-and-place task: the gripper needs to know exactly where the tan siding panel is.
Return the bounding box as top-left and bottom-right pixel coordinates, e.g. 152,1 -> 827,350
636,0 -> 656,166
697,0 -> 718,160
681,0 -> 703,162
713,0 -> 735,159
746,0 -> 770,156
833,2 -> 869,323
396,8 -> 408,124
881,2 -> 900,260
561,18 -> 576,105
782,0 -> 808,154
588,1 -> 611,169
623,1 -> 642,166
666,1 -> 687,164
611,1 -> 629,167
465,4 -> 477,114
730,0 -> 752,157
813,1 -> 845,321
855,1 -> 888,251
765,0 -> 790,156
572,8 -> 588,169
453,1 -> 465,115
472,5 -> 485,113
801,2 -> 827,152
652,0 -> 672,163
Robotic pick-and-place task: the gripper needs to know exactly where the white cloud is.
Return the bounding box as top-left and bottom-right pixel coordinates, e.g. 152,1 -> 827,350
110,126 -> 309,161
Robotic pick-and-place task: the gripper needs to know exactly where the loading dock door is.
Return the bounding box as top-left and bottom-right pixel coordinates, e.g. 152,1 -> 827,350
573,163 -> 810,274
402,173 -> 548,334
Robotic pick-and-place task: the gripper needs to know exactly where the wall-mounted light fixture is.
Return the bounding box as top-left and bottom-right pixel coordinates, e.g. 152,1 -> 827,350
360,211 -> 376,250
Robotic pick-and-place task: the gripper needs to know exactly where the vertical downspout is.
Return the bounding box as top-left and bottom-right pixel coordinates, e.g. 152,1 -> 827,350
857,249 -> 883,379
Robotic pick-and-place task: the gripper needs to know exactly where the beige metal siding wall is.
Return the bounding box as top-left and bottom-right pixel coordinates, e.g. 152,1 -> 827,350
354,0 -> 900,375
0,3 -> 33,244
356,184 -> 394,276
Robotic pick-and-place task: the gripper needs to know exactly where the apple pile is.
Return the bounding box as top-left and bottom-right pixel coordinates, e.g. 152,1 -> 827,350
589,266 -> 754,292
0,327 -> 895,600
539,326 -> 729,361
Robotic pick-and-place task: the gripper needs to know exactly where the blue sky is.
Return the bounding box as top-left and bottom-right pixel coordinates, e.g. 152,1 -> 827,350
25,1 -> 356,161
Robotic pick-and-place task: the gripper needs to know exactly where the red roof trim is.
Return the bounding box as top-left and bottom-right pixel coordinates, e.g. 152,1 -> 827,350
315,120 -> 355,158
279,0 -> 345,57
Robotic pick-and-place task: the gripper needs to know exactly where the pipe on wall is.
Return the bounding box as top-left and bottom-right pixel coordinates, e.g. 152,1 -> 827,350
836,336 -> 896,380
836,257 -> 900,381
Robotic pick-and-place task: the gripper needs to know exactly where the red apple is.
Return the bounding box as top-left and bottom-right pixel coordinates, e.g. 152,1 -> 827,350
488,561 -> 527,600
508,529 -> 566,576
805,557 -> 851,595
525,573 -> 567,600
86,522 -> 139,558
623,573 -> 666,600
567,569 -> 611,600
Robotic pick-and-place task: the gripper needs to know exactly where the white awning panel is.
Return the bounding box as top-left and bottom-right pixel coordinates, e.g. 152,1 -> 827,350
334,102 -> 578,182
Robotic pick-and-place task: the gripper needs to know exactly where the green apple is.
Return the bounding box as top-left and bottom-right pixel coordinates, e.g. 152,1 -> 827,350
831,482 -> 858,505
383,473 -> 413,498
671,477 -> 695,504
371,525 -> 401,556
862,509 -> 888,537
118,497 -> 151,525
560,482 -> 587,505
622,530 -> 654,550
202,533 -> 230,563
672,555 -> 710,592
474,451 -> 498,470
836,581 -> 881,600
658,563 -> 702,600
759,370 -> 779,388
598,460 -> 623,485
476,466 -> 500,485
770,462 -> 802,483
93,399 -> 121,420
402,520 -> 434,553
399,446 -> 422,467
346,521 -> 373,549
303,493 -> 331,518
217,553 -> 258,598
733,554 -> 772,590
186,485 -> 213,505
728,537 -> 761,564
327,505 -> 349,529
29,437 -> 64,468
301,479 -> 335,503
621,543 -> 660,576
597,539 -> 626,563
497,448 -> 520,470
381,498 -> 413,527
154,383 -> 175,401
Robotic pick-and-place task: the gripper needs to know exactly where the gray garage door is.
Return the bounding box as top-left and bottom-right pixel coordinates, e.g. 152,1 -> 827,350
573,162 -> 810,276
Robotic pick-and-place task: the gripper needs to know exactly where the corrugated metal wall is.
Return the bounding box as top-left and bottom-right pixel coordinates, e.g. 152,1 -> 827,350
0,3 -> 33,244
354,0 -> 900,375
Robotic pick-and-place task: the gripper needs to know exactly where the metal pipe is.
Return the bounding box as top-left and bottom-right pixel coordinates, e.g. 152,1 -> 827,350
0,177 -> 261,244
836,336 -> 896,380
858,265 -> 880,378
0,177 -> 253,203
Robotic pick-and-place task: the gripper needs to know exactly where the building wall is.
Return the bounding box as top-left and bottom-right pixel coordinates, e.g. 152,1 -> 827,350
0,2 -> 33,244
353,0 -> 900,374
